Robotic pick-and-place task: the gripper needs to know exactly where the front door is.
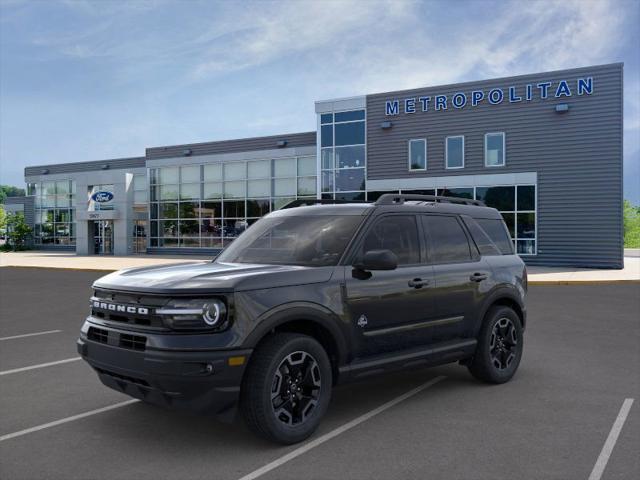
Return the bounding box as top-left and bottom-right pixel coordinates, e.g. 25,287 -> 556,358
93,220 -> 114,255
344,215 -> 437,357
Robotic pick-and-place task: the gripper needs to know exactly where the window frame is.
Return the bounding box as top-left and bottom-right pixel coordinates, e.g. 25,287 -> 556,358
484,132 -> 506,167
445,135 -> 465,170
408,138 -> 427,171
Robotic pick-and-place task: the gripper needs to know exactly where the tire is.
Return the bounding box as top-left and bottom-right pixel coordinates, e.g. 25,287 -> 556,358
468,306 -> 523,384
240,333 -> 332,444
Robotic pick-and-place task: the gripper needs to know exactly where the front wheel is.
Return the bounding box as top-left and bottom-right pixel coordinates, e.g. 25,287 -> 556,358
468,306 -> 523,384
240,333 -> 332,444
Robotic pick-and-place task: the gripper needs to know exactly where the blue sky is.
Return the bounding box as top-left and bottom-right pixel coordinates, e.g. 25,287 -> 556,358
1,0 -> 639,202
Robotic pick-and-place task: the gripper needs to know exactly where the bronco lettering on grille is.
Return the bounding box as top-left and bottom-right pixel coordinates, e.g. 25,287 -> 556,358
92,300 -> 149,315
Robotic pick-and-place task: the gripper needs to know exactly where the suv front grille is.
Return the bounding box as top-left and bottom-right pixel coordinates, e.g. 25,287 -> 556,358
119,333 -> 146,351
86,326 -> 147,351
90,290 -> 168,330
87,326 -> 108,344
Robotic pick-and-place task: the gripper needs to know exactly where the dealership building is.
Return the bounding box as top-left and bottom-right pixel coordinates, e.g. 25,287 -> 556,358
12,63 -> 623,268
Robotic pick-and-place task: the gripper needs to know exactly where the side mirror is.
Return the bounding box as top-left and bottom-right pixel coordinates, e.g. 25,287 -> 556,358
355,249 -> 398,271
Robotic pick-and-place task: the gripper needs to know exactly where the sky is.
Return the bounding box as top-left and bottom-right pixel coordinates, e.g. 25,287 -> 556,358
1,0 -> 639,203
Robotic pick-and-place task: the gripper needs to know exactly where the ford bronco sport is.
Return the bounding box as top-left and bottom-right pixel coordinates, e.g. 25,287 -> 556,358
78,194 -> 527,444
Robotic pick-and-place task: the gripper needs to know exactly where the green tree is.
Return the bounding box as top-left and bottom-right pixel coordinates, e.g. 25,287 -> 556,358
623,199 -> 640,248
5,212 -> 32,251
0,185 -> 26,204
0,205 -> 6,232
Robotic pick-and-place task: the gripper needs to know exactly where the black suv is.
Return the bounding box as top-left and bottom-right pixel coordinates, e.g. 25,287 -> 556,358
78,194 -> 527,444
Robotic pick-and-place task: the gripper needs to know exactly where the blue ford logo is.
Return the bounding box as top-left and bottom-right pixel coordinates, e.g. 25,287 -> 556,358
91,191 -> 114,203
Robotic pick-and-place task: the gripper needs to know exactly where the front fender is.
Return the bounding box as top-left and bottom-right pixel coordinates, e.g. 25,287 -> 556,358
242,302 -> 350,366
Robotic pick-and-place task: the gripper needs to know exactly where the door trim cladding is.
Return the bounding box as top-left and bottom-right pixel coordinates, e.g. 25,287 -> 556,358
475,286 -> 526,336
242,302 -> 350,365
363,316 -> 464,337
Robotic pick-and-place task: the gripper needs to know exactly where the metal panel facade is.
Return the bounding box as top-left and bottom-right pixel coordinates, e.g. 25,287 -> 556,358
365,63 -> 623,268
146,131 -> 316,159
24,157 -> 145,177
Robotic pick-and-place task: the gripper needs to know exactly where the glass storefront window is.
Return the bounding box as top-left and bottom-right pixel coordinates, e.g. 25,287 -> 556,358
159,185 -> 179,201
335,145 -> 365,169
223,181 -> 246,198
159,167 -> 179,184
180,165 -> 201,183
297,177 -> 317,195
274,158 -> 296,177
204,182 -> 223,199
335,122 -> 365,146
273,178 -> 296,196
248,160 -> 271,179
297,156 -> 317,176
248,179 -> 270,197
476,186 -> 515,211
335,169 -> 365,192
204,164 -> 222,182
224,162 -> 245,181
180,183 -> 200,200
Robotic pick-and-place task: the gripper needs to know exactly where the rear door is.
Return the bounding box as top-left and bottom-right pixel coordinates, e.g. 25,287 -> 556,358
343,214 -> 436,357
421,214 -> 490,341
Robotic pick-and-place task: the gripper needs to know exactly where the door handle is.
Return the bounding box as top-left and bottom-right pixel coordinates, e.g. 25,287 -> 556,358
470,272 -> 488,282
408,278 -> 430,289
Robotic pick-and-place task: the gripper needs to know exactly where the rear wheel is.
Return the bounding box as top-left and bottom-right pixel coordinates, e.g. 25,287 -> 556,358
468,306 -> 523,384
241,333 -> 332,444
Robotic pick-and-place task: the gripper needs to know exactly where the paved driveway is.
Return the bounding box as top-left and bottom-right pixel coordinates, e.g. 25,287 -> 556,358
0,267 -> 638,480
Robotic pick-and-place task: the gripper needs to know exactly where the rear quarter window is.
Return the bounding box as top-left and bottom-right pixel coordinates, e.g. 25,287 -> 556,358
474,218 -> 514,255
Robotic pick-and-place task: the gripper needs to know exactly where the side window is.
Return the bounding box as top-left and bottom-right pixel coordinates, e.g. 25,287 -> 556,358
476,218 -> 514,255
360,215 -> 420,265
461,216 -> 502,256
422,215 -> 472,263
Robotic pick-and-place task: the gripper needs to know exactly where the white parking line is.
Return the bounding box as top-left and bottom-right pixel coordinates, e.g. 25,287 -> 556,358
237,375 -> 446,480
0,399 -> 140,442
588,398 -> 634,480
0,330 -> 62,341
0,357 -> 81,376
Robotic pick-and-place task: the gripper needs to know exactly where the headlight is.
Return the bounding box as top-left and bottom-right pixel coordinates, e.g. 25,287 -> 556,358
156,298 -> 228,331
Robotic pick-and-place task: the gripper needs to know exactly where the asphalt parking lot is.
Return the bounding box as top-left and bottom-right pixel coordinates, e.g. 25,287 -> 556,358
0,267 -> 638,480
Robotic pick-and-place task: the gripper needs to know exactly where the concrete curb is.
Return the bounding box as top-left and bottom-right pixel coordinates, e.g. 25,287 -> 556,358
528,280 -> 640,286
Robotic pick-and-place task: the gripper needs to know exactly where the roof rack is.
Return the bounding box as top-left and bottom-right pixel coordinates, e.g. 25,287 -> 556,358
281,198 -> 368,209
375,194 -> 485,207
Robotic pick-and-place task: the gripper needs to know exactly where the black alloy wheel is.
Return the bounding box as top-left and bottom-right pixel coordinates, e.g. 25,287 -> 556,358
490,317 -> 518,370
271,351 -> 322,426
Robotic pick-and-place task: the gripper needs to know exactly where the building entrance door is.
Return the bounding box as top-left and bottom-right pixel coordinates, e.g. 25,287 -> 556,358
93,220 -> 114,255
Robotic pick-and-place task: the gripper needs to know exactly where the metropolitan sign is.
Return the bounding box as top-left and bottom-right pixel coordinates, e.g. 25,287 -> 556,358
384,76 -> 594,115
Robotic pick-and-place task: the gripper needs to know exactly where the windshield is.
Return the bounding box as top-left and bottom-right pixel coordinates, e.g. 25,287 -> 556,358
216,215 -> 363,266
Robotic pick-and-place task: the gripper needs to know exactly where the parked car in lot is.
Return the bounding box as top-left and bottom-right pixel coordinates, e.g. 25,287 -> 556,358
78,194 -> 527,444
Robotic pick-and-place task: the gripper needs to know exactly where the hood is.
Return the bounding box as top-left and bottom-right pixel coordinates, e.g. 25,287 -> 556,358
93,261 -> 335,294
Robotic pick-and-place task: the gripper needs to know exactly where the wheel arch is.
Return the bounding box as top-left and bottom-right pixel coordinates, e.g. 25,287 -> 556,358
475,288 -> 526,336
243,303 -> 350,382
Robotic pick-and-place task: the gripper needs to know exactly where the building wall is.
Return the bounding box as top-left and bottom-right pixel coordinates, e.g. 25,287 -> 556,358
365,63 -> 623,268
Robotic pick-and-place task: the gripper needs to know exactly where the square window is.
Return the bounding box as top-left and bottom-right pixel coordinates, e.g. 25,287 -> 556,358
476,186 -> 515,211
517,212 -> 536,239
248,160 -> 271,179
160,185 -> 179,201
273,177 -> 296,196
298,156 -> 317,176
297,177 -> 317,195
201,201 -> 221,219
335,122 -> 365,146
223,200 -> 245,218
204,182 -> 223,199
223,181 -> 246,198
335,145 -> 365,169
517,240 -> 536,255
335,168 -> 365,192
485,133 -> 505,167
224,162 -> 246,181
335,110 -> 365,122
179,202 -> 199,218
248,179 -> 270,197
180,165 -> 201,183
159,167 -> 179,184
274,158 -> 296,177
204,164 -> 222,182
180,183 -> 200,200
320,113 -> 333,124
517,185 -> 535,211
159,202 -> 178,218
321,172 -> 334,193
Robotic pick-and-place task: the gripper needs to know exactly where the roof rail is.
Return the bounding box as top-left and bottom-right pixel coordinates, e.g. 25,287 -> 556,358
375,193 -> 485,207
281,198 -> 368,209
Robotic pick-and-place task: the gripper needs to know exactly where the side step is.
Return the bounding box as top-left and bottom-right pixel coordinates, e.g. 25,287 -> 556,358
338,338 -> 477,382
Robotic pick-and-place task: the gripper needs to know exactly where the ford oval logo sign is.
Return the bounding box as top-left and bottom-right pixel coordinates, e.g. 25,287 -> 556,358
91,191 -> 114,203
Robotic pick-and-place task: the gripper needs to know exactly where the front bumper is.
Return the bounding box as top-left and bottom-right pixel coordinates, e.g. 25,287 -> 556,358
78,321 -> 251,417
